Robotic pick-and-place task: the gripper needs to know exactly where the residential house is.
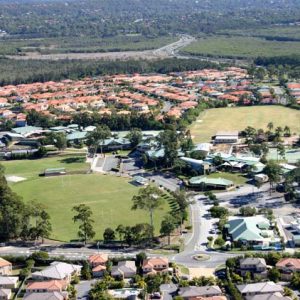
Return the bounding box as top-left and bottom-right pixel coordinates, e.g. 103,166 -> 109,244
88,254 -> 108,268
178,286 -> 223,300
0,277 -> 18,289
31,262 -> 81,283
239,258 -> 268,277
225,216 -> 281,250
111,261 -> 137,279
0,289 -> 11,300
276,258 -> 300,280
0,259 -> 12,276
23,291 -> 68,300
142,257 -> 169,274
88,254 -> 108,278
236,282 -> 283,297
26,280 -> 68,294
246,293 -> 292,300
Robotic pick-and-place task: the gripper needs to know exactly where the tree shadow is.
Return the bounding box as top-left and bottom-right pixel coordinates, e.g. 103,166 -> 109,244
59,157 -> 85,164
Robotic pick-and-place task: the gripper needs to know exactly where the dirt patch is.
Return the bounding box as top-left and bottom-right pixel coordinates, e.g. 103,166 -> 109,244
6,175 -> 26,183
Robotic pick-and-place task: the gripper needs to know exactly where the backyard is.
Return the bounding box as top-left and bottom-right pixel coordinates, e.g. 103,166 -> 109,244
190,106 -> 300,143
1,155 -> 170,241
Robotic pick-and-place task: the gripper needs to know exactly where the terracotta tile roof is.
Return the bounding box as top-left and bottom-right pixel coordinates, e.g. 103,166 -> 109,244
142,257 -> 168,268
26,280 -> 67,291
0,258 -> 11,268
88,254 -> 108,265
276,258 -> 300,270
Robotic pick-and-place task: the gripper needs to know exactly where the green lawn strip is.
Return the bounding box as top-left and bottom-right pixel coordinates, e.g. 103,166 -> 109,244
177,264 -> 189,275
9,173 -> 170,241
190,106 -> 300,143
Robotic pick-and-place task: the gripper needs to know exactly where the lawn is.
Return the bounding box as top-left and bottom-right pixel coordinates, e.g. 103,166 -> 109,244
2,154 -> 88,180
2,156 -> 170,241
181,36 -> 300,58
190,106 -> 300,143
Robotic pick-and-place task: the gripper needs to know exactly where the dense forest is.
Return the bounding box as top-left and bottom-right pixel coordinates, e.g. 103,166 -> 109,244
0,58 -> 221,86
0,0 -> 299,38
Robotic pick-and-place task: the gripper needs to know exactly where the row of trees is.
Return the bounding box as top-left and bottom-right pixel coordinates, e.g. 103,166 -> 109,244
0,165 -> 52,242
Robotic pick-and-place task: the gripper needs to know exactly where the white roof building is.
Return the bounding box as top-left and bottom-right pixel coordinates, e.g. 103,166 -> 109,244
32,261 -> 81,281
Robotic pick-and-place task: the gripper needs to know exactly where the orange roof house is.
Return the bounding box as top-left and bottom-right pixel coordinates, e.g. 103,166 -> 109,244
276,258 -> 300,272
88,254 -> 108,267
142,257 -> 169,274
26,280 -> 68,293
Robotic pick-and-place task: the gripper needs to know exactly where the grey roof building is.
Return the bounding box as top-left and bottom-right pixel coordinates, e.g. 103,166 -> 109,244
179,286 -> 223,299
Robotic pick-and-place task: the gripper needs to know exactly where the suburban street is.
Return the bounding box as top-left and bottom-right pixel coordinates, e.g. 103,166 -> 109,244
0,180 -> 297,272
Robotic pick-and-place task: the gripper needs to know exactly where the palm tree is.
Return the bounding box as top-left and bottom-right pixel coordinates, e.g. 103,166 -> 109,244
132,186 -> 164,238
267,122 -> 274,132
284,126 -> 291,137
275,126 -> 283,137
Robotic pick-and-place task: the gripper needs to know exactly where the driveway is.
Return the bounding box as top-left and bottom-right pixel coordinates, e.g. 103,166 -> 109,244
76,280 -> 97,300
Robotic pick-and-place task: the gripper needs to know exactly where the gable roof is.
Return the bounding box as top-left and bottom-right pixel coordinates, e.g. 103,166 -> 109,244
227,216 -> 270,242
143,257 -> 168,269
0,258 -> 11,268
240,257 -> 267,267
179,286 -> 222,297
0,289 -> 11,297
276,258 -> 300,269
88,254 -> 108,265
237,282 -> 283,294
23,291 -> 66,300
26,280 -> 67,291
247,293 -> 292,300
0,276 -> 18,285
32,262 -> 81,280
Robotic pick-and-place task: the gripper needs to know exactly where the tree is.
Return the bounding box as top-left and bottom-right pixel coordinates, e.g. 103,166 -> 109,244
132,186 -> 164,237
50,132 -> 67,151
158,129 -> 179,168
72,204 -> 95,244
214,237 -> 225,247
116,224 -> 125,241
128,128 -> 142,147
267,122 -> 274,132
275,126 -> 283,138
33,210 -> 52,243
277,143 -> 285,161
212,155 -> 223,167
0,167 -> 30,241
204,191 -> 217,201
264,160 -> 281,194
268,268 -> 280,282
81,261 -> 92,280
284,126 -> 291,137
209,205 -> 228,218
103,228 -> 115,243
160,214 -> 177,245
145,274 -> 162,293
86,125 -> 111,156
239,206 -> 256,216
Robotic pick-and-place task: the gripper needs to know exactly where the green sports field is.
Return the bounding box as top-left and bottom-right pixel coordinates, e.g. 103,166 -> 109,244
2,156 -> 169,241
190,106 -> 300,143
